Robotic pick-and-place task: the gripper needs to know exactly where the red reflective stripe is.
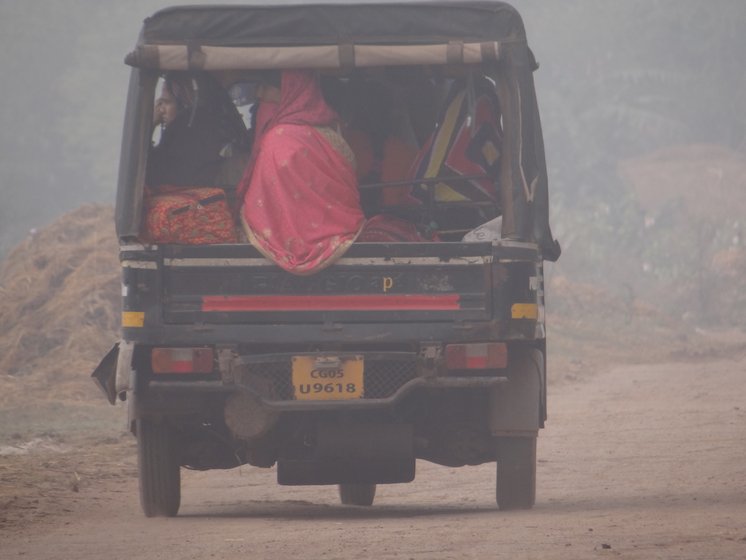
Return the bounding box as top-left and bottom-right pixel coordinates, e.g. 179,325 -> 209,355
163,361 -> 194,373
465,355 -> 488,368
446,342 -> 508,370
151,348 -> 214,374
202,294 -> 460,311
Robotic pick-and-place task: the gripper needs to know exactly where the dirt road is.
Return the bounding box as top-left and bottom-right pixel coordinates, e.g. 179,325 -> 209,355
2,353 -> 745,559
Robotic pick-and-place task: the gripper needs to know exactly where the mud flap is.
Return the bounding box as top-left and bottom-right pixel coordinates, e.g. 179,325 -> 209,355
91,343 -> 120,405
277,423 -> 415,485
488,347 -> 543,435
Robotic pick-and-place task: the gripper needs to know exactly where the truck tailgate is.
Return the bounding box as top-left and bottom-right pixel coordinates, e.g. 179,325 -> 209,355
160,243 -> 493,324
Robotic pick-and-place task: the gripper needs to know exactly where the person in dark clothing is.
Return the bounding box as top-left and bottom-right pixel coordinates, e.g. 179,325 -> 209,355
342,78 -> 419,216
146,73 -> 250,187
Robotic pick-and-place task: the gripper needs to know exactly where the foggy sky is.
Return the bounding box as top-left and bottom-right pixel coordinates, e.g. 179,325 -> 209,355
0,0 -> 743,257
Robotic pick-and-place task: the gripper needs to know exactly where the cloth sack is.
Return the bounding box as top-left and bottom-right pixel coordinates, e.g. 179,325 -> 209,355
462,215 -> 502,242
143,186 -> 237,244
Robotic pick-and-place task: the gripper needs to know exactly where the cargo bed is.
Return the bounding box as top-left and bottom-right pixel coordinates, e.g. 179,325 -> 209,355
120,240 -> 543,346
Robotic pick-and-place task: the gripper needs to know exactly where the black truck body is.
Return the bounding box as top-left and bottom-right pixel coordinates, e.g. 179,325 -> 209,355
93,0 -> 559,516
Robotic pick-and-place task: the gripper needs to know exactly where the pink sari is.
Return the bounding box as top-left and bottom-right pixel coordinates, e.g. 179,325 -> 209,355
238,71 -> 364,275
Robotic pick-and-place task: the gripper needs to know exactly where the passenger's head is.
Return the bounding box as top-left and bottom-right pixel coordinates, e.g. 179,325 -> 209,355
155,74 -> 196,126
165,74 -> 196,110
154,84 -> 178,127
155,75 -> 193,126
255,70 -> 282,104
250,70 -> 339,138
349,79 -> 397,140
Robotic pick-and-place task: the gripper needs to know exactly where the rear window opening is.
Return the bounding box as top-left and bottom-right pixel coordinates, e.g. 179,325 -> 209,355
139,66 -> 504,251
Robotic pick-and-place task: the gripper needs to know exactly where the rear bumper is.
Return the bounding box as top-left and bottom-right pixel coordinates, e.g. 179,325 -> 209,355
145,374 -> 507,412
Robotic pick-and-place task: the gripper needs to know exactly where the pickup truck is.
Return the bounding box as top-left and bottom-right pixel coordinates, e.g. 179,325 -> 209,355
93,0 -> 560,517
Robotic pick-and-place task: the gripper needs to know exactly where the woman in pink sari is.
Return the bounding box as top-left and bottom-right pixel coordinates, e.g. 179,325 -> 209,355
237,70 -> 364,275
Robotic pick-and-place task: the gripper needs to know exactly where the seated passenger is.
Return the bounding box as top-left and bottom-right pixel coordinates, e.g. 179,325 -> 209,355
237,70 -> 364,275
142,73 -> 247,245
336,77 -> 438,243
342,79 -> 419,215
146,72 -> 249,188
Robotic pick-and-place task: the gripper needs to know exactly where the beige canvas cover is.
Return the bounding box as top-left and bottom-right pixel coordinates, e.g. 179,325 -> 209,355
125,42 -> 501,71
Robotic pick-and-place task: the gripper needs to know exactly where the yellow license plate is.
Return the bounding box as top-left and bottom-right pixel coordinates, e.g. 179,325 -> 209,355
291,355 -> 364,400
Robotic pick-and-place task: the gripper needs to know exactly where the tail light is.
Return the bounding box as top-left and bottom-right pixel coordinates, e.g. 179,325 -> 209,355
445,342 -> 507,370
151,347 -> 214,374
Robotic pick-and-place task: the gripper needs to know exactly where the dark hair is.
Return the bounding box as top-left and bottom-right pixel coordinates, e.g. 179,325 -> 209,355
349,79 -> 397,156
164,73 -> 196,113
257,69 -> 281,89
163,71 -> 251,151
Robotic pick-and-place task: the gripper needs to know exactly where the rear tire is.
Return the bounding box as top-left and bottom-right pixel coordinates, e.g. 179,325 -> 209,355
137,418 -> 181,517
339,483 -> 376,506
495,436 -> 536,510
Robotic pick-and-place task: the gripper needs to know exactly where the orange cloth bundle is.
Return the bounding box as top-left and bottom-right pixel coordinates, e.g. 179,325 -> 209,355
143,187 -> 237,244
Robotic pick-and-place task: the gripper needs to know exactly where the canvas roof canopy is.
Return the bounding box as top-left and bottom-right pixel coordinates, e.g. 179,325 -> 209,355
125,0 -> 526,71
117,0 -> 559,261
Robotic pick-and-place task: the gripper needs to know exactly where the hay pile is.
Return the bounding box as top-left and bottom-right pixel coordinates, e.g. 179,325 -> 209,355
0,204 -> 120,403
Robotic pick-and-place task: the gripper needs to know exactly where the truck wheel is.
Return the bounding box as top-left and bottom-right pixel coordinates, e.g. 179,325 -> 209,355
137,418 -> 181,517
495,436 -> 536,510
338,484 -> 376,506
